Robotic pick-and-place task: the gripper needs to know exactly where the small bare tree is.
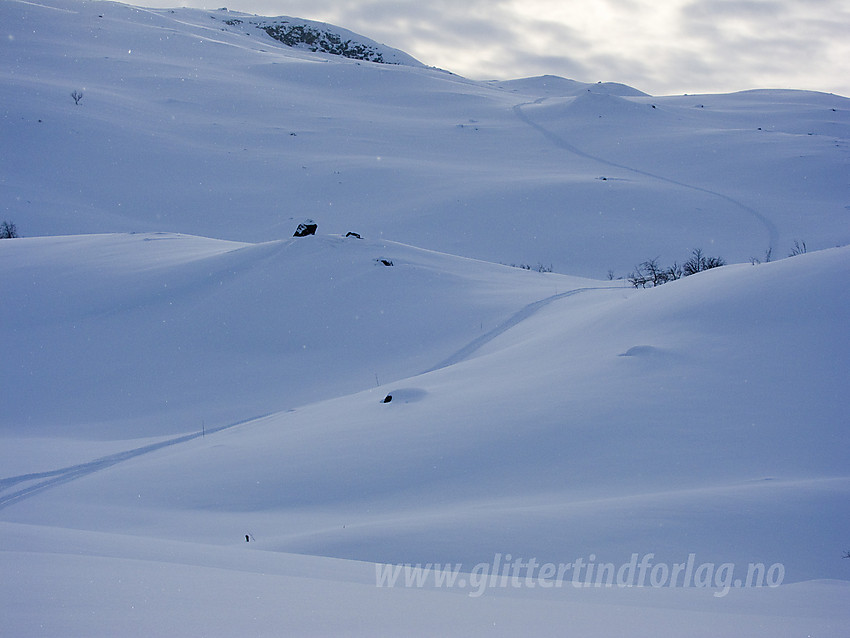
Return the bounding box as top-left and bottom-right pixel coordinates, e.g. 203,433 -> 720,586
628,249 -> 725,288
629,257 -> 669,288
71,90 -> 83,105
683,248 -> 725,276
789,240 -> 807,257
1,220 -> 18,239
665,261 -> 683,281
628,269 -> 649,288
750,247 -> 773,265
645,258 -> 669,286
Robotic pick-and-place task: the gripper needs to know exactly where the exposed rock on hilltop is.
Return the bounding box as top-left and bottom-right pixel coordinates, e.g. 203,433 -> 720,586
214,10 -> 421,65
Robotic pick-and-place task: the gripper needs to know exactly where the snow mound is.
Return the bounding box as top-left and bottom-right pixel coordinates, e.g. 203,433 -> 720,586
380,387 -> 428,403
4,240 -> 848,585
0,231 -> 600,443
491,75 -> 649,97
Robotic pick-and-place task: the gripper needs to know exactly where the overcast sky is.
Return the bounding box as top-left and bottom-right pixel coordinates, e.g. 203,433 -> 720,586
144,0 -> 849,97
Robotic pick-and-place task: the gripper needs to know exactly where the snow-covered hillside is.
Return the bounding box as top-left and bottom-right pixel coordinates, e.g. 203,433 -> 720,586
1,1 -> 849,635
3,0 -> 848,277
0,231 -> 599,443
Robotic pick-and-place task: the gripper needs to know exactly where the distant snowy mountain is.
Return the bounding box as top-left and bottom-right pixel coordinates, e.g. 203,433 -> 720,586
489,75 -> 650,97
1,1 -> 849,636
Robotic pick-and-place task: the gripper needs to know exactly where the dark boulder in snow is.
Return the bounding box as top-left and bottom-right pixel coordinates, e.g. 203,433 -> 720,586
293,220 -> 317,237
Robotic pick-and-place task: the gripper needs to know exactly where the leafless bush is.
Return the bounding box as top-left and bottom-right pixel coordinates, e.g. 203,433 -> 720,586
683,248 -> 726,276
0,220 -> 18,239
628,249 -> 725,288
788,240 -> 807,257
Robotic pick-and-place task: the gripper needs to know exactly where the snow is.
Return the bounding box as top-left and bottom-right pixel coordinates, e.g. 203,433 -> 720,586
1,0 -> 849,635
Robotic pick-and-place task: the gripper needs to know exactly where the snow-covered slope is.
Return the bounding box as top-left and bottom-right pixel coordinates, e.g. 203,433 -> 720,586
0,231 -> 596,443
2,0 -> 848,277
2,233 -> 848,635
1,0 -> 849,635
4,239 -> 848,577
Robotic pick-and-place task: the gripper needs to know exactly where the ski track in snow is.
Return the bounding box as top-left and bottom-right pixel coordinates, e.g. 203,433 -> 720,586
8,0 -> 76,13
0,100 -> 796,514
0,286 -> 616,509
0,414 -> 270,511
512,99 -> 780,250
423,286 -> 615,373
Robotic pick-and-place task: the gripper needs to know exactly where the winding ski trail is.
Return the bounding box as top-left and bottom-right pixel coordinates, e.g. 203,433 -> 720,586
1,285 -> 618,510
512,98 -> 780,250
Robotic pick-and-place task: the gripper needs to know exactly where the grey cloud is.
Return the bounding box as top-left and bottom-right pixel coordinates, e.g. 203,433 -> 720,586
681,0 -> 787,20
145,0 -> 850,96
674,0 -> 850,93
318,0 -> 594,79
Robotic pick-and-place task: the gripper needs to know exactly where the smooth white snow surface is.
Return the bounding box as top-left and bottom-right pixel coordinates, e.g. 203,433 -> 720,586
1,1 -> 849,635
3,0 -> 849,277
